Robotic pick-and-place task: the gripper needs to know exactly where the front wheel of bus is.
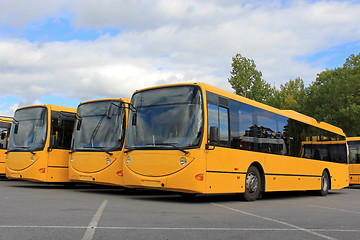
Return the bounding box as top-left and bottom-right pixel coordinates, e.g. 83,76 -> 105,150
243,166 -> 261,201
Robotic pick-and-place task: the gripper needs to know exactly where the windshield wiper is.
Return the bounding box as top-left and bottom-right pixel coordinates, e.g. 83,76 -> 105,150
8,147 -> 37,153
124,148 -> 134,154
88,116 -> 105,147
151,143 -> 189,154
124,144 -> 189,155
81,146 -> 114,155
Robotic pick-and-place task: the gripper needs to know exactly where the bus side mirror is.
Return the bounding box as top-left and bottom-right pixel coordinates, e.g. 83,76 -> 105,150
76,119 -> 82,130
106,104 -> 114,119
50,135 -> 56,147
14,123 -> 19,134
206,126 -> 219,150
209,126 -> 219,144
132,113 -> 137,126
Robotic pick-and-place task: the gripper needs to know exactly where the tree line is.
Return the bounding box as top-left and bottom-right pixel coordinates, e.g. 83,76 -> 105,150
228,53 -> 360,137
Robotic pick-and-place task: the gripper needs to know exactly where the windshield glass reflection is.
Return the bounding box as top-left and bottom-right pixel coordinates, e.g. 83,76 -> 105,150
125,86 -> 203,150
9,107 -> 48,151
72,100 -> 126,151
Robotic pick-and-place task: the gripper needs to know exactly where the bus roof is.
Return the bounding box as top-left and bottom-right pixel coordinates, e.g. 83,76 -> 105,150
132,82 -> 345,137
78,98 -> 130,106
0,116 -> 13,123
16,104 -> 76,113
347,137 -> 360,141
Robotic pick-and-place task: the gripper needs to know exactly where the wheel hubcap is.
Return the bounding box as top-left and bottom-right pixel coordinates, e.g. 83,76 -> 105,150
246,172 -> 258,193
322,176 -> 328,191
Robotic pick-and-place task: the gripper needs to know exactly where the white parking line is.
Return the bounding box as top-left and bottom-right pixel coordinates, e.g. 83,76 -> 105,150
212,203 -> 337,240
309,205 -> 360,214
82,200 -> 108,240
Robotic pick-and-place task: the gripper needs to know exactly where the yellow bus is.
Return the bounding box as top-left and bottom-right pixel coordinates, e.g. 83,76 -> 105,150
6,105 -> 76,182
69,98 -> 130,186
123,83 -> 349,201
0,116 -> 12,176
347,137 -> 360,185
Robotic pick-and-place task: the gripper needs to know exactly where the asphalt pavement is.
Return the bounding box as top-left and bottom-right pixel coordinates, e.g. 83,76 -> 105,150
0,178 -> 359,240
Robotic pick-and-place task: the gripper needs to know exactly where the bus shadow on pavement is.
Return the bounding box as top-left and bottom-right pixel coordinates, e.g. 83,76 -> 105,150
126,190 -> 339,203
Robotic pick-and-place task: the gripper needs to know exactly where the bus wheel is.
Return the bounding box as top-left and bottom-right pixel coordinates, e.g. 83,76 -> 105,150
243,166 -> 261,201
318,171 -> 330,196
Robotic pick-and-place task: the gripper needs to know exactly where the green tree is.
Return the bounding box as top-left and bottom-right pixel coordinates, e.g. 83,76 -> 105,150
228,54 -> 272,103
266,78 -> 306,112
304,53 -> 360,136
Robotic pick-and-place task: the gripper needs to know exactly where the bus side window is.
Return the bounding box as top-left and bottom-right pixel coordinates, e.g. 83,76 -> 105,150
219,106 -> 229,145
51,111 -> 76,150
208,103 -> 219,143
207,103 -> 229,146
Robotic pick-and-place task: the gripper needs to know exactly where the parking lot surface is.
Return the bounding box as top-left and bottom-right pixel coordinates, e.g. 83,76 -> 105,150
0,178 -> 359,240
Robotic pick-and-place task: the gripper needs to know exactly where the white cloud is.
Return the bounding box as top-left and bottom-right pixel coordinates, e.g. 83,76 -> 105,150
0,103 -> 19,117
1,0 -> 360,116
0,0 -> 65,27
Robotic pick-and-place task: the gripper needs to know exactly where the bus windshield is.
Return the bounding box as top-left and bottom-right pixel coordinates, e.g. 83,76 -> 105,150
125,86 -> 203,150
72,100 -> 126,151
9,107 -> 47,151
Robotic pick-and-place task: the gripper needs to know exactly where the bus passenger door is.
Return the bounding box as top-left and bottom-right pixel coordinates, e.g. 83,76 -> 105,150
206,103 -> 241,193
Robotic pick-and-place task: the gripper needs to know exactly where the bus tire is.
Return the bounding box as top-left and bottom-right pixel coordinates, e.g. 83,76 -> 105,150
243,166 -> 261,201
318,171 -> 330,196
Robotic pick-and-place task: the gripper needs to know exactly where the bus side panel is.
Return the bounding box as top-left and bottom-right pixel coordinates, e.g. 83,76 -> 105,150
206,147 -> 265,194
46,167 -> 69,182
0,149 -> 6,175
205,172 -> 245,194
349,164 -> 360,185
264,154 -> 322,192
48,149 -> 69,167
264,154 -> 348,191
329,163 -> 349,189
46,149 -> 71,182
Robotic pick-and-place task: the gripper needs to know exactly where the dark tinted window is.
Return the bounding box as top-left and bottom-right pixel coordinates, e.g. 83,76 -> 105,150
0,122 -> 11,149
349,141 -> 360,164
207,91 -> 347,164
50,111 -> 76,150
207,103 -> 229,146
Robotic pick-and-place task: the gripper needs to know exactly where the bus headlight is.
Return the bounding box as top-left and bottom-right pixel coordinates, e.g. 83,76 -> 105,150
126,156 -> 131,164
106,158 -> 111,164
70,157 -> 73,162
31,157 -> 34,162
180,157 -> 187,166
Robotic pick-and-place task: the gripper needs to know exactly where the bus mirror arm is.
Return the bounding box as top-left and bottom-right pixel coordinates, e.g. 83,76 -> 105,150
125,103 -> 137,113
206,144 -> 215,150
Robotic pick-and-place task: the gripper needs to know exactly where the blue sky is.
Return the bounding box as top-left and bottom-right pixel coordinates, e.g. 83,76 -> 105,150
0,0 -> 360,116
1,15 -> 121,42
